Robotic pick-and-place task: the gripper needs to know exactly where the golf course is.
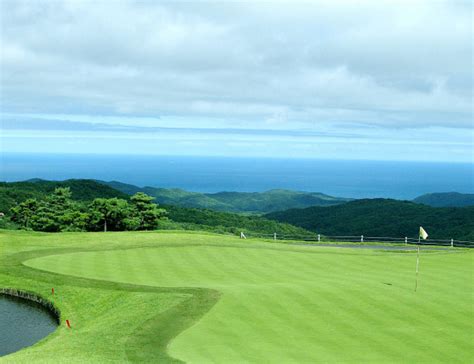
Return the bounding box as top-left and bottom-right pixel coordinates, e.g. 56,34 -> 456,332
1,230 -> 472,363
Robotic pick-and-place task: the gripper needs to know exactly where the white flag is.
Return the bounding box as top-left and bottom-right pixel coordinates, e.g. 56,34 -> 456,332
419,226 -> 428,240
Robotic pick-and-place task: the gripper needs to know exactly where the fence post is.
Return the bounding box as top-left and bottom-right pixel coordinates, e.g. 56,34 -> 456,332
317,234 -> 321,242
451,239 -> 454,248
405,237 -> 408,245
273,232 -> 277,241
361,235 -> 364,243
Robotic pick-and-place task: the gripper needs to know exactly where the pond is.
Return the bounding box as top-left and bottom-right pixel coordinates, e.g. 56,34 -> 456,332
0,295 -> 58,357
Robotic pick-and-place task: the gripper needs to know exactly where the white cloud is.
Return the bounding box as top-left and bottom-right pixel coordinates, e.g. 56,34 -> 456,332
0,0 -> 472,160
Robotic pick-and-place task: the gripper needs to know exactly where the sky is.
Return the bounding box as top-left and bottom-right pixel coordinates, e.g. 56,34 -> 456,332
0,0 -> 473,162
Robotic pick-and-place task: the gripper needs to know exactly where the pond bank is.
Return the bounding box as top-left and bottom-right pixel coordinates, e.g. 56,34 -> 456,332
0,288 -> 60,357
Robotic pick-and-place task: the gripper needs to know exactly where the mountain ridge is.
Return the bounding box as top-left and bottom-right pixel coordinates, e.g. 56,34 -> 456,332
0,179 -> 312,236
98,180 -> 352,213
413,192 -> 474,207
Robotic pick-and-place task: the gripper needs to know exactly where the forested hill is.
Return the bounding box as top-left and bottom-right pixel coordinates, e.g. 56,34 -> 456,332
0,179 -> 128,212
0,179 -> 312,236
162,205 -> 312,236
265,199 -> 474,241
99,181 -> 351,213
413,192 -> 474,207
3,179 -> 472,239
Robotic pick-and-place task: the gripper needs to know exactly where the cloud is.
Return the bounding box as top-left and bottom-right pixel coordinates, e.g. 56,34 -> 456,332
0,0 -> 472,161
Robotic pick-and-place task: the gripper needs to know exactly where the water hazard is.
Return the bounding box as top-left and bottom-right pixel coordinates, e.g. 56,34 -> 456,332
0,295 -> 58,357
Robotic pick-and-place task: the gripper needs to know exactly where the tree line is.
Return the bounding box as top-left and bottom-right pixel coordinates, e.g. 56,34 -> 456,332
10,187 -> 166,232
266,198 -> 474,240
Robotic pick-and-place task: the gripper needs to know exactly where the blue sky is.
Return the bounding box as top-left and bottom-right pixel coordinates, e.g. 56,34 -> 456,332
1,0 -> 472,162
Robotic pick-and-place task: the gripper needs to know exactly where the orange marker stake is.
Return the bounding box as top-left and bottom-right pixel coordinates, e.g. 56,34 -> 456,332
66,319 -> 71,329
52,288 -> 55,295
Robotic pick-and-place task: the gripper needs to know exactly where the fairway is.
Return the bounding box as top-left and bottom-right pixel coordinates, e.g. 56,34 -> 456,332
24,240 -> 473,363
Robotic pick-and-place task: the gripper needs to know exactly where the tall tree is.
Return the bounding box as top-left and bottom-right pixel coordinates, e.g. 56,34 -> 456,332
30,187 -> 76,232
10,198 -> 39,229
89,198 -> 130,232
130,192 -> 166,230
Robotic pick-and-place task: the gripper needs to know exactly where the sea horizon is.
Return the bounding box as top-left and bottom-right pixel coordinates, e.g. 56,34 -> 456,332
1,153 -> 472,200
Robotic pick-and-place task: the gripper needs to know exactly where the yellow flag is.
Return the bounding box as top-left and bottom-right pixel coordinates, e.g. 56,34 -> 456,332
419,226 -> 429,240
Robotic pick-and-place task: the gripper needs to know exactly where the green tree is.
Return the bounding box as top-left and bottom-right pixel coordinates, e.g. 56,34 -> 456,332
130,192 -> 166,230
89,198 -> 130,232
47,187 -> 73,208
29,201 -> 61,232
23,187 -> 86,232
10,198 -> 39,229
28,188 -> 75,232
61,210 -> 90,232
123,216 -> 141,231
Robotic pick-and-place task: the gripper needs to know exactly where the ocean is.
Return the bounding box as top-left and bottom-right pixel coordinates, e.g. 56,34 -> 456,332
1,153 -> 473,200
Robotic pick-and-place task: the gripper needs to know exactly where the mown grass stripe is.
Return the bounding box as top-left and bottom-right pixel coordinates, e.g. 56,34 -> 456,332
12,232 -> 473,363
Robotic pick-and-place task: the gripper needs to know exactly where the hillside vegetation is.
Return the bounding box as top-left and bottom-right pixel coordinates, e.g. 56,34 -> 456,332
100,181 -> 351,213
413,192 -> 474,207
162,205 -> 312,236
0,179 -> 128,213
266,199 -> 474,240
0,179 -> 312,236
3,179 -> 473,239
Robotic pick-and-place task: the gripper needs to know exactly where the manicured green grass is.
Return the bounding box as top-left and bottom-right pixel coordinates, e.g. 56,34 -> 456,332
1,230 -> 473,363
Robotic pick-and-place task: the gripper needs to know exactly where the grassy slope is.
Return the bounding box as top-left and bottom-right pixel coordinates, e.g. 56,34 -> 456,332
0,231 -> 221,363
2,230 -> 472,363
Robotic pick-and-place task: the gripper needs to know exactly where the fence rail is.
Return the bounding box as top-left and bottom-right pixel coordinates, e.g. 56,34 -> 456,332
240,232 -> 474,248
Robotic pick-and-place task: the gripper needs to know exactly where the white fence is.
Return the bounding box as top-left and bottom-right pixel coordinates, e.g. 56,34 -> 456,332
240,232 -> 474,248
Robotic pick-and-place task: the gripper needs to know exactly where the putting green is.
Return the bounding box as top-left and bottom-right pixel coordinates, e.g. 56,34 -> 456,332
25,243 -> 473,363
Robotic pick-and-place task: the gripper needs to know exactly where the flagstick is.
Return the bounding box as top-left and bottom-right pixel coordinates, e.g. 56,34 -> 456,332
415,244 -> 420,292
